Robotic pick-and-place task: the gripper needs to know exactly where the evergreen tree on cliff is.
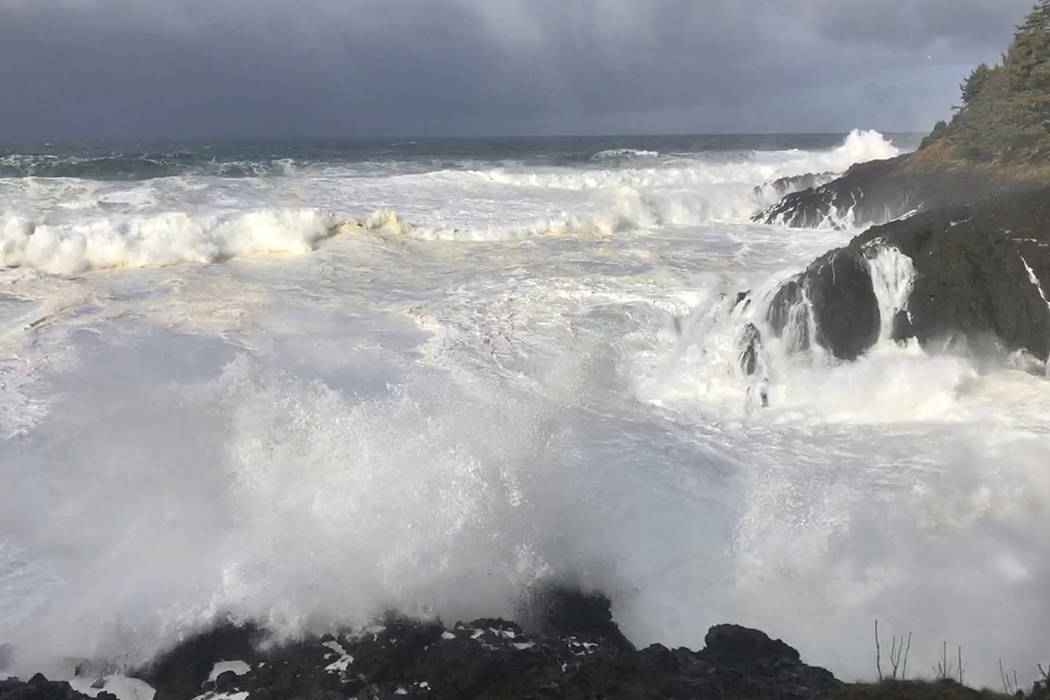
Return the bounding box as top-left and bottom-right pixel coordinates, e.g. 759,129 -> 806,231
923,0 -> 1050,163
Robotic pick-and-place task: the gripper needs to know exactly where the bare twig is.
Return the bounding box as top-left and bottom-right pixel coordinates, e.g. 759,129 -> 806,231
901,632 -> 911,679
887,631 -> 912,680
933,641 -> 953,681
890,635 -> 897,678
875,620 -> 883,682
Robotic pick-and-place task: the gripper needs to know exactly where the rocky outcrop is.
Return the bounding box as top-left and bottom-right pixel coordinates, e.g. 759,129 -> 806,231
753,155 -> 1041,229
765,186 -> 1050,363
2,587 -> 842,700
6,585 -> 1050,699
860,186 -> 1050,361
0,674 -> 115,700
754,171 -> 836,200
133,591 -> 840,700
767,248 -> 881,361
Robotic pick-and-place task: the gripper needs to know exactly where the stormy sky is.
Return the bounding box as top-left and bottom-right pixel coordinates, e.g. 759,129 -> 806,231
0,0 -> 1036,140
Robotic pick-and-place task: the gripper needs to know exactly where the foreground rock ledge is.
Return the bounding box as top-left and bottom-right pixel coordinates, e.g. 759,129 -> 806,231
1,589 -> 844,700
6,588 -> 1050,699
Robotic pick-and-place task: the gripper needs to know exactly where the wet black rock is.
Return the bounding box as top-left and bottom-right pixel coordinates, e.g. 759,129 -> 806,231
517,585 -> 634,651
768,248 -> 881,361
755,171 -> 837,200
701,624 -> 800,664
739,323 -> 770,407
138,621 -> 263,700
861,186 -> 1050,361
697,625 -> 839,700
0,673 -> 107,700
740,323 -> 763,376
2,586 -> 836,700
767,278 -> 811,352
766,185 -> 1050,363
753,155 -> 1040,229
213,670 -> 240,694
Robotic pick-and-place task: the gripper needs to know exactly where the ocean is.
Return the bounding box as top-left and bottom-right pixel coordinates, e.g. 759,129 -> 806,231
1,131 -> 1047,688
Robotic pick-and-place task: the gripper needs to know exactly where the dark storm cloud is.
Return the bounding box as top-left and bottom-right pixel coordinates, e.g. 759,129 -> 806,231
0,0 -> 1036,139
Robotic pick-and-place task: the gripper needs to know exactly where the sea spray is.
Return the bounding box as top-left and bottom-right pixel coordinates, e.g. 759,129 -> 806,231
866,245 -> 916,342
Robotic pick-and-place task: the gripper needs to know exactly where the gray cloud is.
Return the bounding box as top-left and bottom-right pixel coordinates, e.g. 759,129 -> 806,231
0,0 -> 1035,140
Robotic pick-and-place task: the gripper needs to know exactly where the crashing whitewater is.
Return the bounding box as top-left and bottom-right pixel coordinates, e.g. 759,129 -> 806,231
1,130 -> 1048,690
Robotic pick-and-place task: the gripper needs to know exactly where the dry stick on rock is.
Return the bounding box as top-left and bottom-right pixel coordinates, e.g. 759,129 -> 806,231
901,632 -> 911,679
890,635 -> 898,679
888,631 -> 912,680
876,622 -> 911,681
959,645 -> 964,685
875,620 -> 883,682
934,641 -> 952,681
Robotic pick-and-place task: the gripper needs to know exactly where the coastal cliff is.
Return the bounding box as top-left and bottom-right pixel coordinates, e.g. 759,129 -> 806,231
757,1 -> 1050,365
765,186 -> 1050,363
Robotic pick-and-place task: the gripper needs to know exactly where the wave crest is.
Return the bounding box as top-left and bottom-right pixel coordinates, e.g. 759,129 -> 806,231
1,208 -> 336,275
458,130 -> 899,194
589,148 -> 661,163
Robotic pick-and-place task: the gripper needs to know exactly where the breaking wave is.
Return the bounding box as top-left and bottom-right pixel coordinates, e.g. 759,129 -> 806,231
460,130 -> 898,193
0,209 -> 337,275
589,148 -> 661,163
0,130 -> 904,275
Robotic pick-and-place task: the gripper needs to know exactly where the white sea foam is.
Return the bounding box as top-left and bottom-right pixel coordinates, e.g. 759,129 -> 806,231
468,130 -> 897,193
866,245 -> 916,341
0,209 -> 337,274
590,148 -> 661,162
69,675 -> 156,700
0,130 -> 898,274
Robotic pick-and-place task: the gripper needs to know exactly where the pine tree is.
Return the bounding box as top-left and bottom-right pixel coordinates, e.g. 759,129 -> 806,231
959,64 -> 993,107
1005,0 -> 1050,90
923,1 -> 1050,163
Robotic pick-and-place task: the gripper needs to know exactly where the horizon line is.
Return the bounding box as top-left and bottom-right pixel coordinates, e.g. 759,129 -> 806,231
2,129 -> 927,146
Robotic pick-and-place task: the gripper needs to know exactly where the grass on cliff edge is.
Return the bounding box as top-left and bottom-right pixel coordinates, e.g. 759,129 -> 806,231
831,680 -> 1019,700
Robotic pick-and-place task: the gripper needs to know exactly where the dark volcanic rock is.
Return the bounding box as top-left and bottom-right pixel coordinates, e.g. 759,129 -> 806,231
858,186 -> 1050,361
755,171 -> 837,199
767,248 -> 880,361
754,155 -> 1039,229
29,586 -> 835,700
517,584 -> 634,652
137,620 -> 262,700
767,185 -> 1050,363
739,323 -> 770,407
0,674 -> 95,700
697,626 -> 839,700
768,278 -> 812,352
701,624 -> 800,664
804,249 -> 881,361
